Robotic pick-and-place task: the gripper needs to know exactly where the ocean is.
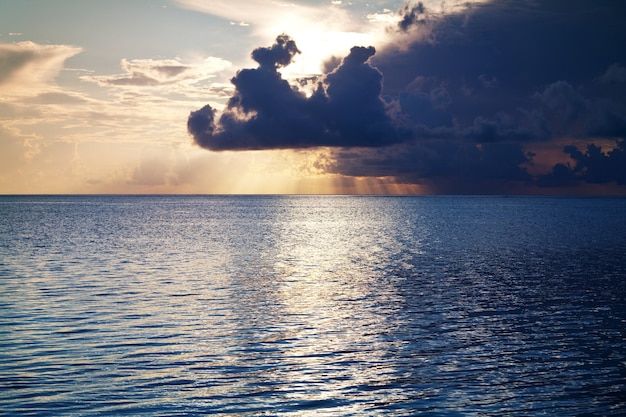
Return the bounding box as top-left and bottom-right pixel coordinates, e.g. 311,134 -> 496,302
1,195 -> 625,416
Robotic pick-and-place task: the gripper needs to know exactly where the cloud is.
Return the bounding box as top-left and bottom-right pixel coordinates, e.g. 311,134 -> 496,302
174,0 -> 351,33
188,35 -> 400,150
22,92 -> 89,105
340,0 -> 626,191
82,57 -> 231,88
174,0 -> 385,78
374,0 -> 626,116
327,140 -> 532,191
187,1 -> 626,193
600,64 -> 626,85
538,140 -> 626,187
398,2 -> 428,32
0,41 -> 82,96
0,40 -> 238,182
530,80 -> 626,140
128,151 -> 170,186
175,0 -> 280,25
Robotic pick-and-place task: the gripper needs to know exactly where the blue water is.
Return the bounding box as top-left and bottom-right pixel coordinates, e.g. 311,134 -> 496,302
1,195 -> 625,416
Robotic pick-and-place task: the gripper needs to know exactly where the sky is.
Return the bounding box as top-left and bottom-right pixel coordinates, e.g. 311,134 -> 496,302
1,0 -> 625,195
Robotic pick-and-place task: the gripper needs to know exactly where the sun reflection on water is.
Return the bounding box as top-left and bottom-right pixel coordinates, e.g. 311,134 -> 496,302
256,197 -> 411,409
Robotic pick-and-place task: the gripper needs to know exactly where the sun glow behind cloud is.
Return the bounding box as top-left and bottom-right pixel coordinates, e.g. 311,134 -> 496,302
0,0 -> 488,195
174,0 -> 388,78
28,0 -> 400,194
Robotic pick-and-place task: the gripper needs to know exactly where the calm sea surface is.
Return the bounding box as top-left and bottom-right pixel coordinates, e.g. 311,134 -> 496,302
1,195 -> 625,416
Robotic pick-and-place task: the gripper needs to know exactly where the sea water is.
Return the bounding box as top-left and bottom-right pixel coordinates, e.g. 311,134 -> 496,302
1,195 -> 625,416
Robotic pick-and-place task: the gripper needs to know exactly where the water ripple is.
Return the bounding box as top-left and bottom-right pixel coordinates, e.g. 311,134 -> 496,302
1,195 -> 625,415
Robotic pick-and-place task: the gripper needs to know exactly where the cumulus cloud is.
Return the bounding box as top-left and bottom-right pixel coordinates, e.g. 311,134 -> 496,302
0,41 -> 82,96
529,80 -> 626,140
538,140 -> 626,187
188,35 -> 400,150
82,57 -> 231,87
398,2 -> 428,32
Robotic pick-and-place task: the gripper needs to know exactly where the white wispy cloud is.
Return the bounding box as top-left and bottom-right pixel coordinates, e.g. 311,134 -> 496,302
174,0 -> 378,77
174,0 -> 307,28
0,41 -> 83,96
173,0 -> 489,79
0,40 -> 225,176
81,57 -> 231,88
0,6 -> 374,194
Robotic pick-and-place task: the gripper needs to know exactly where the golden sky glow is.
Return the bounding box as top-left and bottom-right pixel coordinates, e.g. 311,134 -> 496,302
0,1 -> 414,194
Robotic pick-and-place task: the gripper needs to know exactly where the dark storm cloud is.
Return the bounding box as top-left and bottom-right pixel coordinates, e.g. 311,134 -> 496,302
377,0 -> 626,96
398,2 -> 427,32
525,80 -> 626,141
188,35 -> 400,150
380,142 -> 525,180
566,140 -> 626,184
189,1 -> 626,192
328,139 -> 532,188
538,140 -> 626,187
250,34 -> 300,69
374,0 -> 626,137
356,0 -> 626,191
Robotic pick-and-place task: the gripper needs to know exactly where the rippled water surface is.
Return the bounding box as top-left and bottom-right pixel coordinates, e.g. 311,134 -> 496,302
1,195 -> 625,416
